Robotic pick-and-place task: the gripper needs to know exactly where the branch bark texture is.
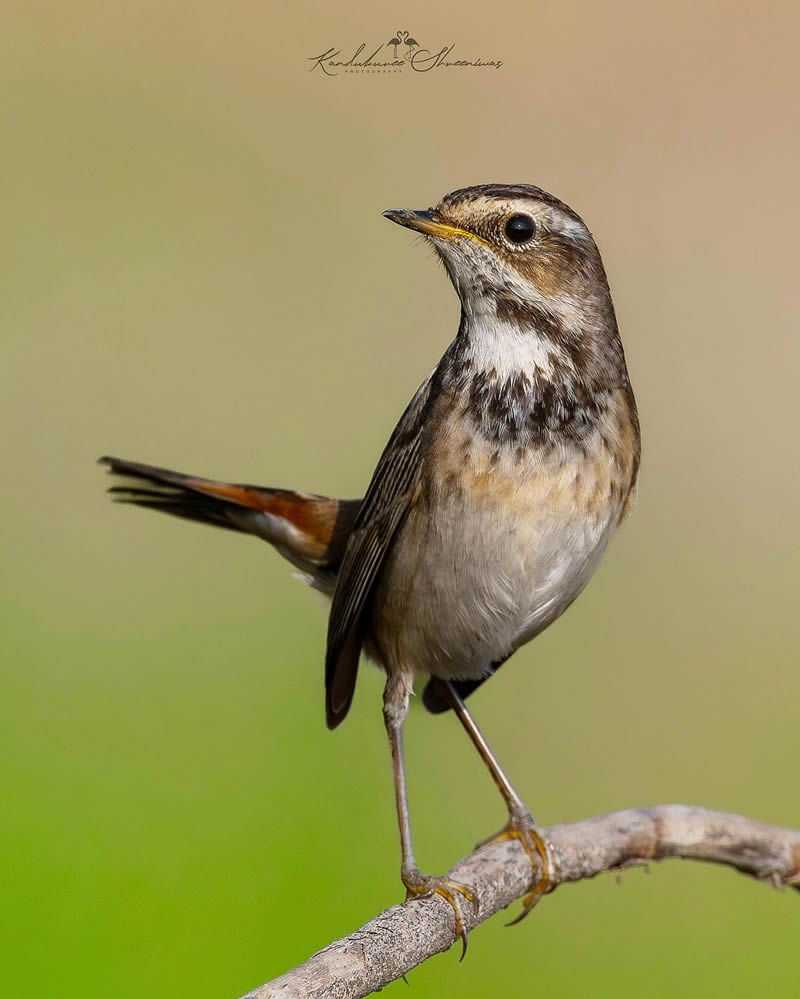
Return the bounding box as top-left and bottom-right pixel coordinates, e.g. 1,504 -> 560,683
240,805 -> 800,999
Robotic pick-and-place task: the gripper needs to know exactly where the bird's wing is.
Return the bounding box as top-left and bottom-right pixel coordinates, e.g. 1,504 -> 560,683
325,374 -> 434,729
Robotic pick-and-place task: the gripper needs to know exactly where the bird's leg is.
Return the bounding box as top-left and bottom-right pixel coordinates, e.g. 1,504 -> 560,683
383,675 -> 476,956
437,680 -> 558,922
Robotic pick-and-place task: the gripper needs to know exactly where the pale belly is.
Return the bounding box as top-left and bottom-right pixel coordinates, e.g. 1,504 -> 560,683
370,438 -> 627,682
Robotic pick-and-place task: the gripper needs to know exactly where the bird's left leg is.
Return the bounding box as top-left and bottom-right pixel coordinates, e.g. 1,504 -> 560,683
436,679 -> 558,922
383,672 -> 477,956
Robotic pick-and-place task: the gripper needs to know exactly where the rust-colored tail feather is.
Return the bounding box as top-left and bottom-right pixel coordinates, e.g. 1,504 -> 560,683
99,456 -> 359,585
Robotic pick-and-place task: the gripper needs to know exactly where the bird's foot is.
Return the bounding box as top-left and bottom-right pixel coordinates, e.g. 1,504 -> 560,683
476,810 -> 558,924
402,867 -> 478,959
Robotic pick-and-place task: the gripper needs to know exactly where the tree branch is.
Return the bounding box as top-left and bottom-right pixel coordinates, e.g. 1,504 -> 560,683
239,805 -> 800,999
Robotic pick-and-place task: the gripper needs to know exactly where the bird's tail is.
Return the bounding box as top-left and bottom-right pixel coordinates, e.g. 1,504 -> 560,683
99,456 -> 359,591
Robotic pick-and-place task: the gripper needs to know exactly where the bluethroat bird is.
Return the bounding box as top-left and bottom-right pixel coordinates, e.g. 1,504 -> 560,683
100,183 -> 640,947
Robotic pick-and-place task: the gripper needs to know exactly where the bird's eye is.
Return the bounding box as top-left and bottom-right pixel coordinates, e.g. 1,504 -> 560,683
504,214 -> 536,245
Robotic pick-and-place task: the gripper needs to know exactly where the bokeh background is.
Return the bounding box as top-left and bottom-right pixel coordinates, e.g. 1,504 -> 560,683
3,2 -> 799,996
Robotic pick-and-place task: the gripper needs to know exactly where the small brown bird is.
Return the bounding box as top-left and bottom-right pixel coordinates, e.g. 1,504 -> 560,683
101,183 -> 640,947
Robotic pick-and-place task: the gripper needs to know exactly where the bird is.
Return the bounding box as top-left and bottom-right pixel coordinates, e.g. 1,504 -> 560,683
100,183 -> 640,951
404,34 -> 419,59
387,33 -> 401,59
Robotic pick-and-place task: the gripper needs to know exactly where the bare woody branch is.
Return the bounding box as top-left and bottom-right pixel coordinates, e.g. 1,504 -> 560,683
239,805 -> 800,999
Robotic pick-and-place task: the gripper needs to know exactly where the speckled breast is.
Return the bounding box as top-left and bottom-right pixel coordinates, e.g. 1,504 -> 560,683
370,384 -> 638,682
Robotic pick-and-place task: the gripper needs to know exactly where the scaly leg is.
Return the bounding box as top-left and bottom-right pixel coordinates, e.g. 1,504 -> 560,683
383,677 -> 476,956
436,679 -> 558,922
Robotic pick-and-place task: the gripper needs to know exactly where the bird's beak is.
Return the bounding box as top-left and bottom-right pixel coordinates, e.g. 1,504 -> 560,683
382,209 -> 489,246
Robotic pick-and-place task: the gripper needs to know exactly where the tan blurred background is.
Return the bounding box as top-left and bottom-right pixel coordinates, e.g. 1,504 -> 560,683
2,2 -> 799,996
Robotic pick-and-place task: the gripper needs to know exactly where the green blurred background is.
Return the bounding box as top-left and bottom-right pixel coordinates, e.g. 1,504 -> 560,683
2,2 -> 799,996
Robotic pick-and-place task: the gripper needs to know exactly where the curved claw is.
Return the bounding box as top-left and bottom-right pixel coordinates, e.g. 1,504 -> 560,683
477,812 -> 558,925
403,872 -> 478,959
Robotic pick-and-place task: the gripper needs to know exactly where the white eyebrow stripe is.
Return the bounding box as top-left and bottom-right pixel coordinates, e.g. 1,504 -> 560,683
553,214 -> 591,242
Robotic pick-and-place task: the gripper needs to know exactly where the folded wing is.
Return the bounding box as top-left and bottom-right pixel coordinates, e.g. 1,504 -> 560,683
324,376 -> 434,729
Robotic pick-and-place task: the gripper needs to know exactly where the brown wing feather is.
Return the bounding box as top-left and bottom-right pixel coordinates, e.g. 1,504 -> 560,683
325,375 -> 434,729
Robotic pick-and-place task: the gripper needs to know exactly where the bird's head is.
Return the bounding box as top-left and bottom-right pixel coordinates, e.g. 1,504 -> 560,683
384,184 -> 624,384
384,183 -> 612,319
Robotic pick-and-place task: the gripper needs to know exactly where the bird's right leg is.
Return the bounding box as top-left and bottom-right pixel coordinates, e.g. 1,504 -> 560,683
383,673 -> 476,956
435,679 -> 558,922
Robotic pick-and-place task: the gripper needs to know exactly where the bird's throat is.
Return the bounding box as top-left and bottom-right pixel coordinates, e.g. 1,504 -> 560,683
439,307 -> 624,451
